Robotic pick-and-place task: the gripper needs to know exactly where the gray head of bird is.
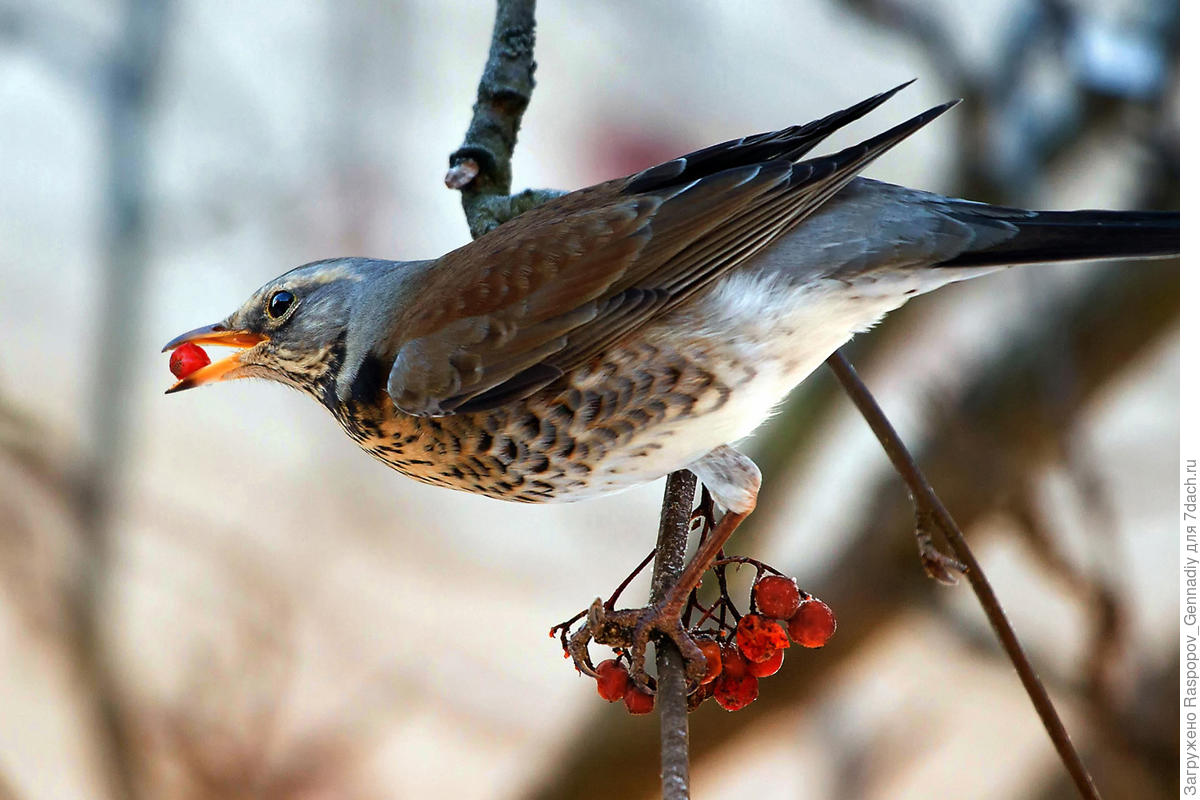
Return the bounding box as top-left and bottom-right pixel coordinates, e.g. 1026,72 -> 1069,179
163,257 -> 424,402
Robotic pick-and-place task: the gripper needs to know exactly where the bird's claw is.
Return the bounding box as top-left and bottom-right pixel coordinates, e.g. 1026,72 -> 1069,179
565,597 -> 708,690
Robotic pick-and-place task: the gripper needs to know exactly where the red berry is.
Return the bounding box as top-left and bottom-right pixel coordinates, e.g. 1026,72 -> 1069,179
595,659 -> 630,702
169,343 -> 211,379
788,599 -> 837,648
754,575 -> 801,619
623,685 -> 655,715
697,639 -> 723,685
721,642 -> 749,679
736,614 -> 790,663
713,674 -> 759,711
746,648 -> 784,677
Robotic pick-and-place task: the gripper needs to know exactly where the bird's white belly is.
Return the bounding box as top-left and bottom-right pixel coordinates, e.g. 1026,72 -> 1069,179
555,267 -> 980,501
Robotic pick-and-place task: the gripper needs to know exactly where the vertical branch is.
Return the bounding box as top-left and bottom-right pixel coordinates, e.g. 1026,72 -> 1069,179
68,1 -> 169,798
445,0 -> 561,239
649,471 -> 697,800
447,0 -> 534,202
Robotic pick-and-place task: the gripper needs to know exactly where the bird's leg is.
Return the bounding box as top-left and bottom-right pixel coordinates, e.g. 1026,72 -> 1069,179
579,508 -> 752,687
635,508 -> 751,683
580,446 -> 761,689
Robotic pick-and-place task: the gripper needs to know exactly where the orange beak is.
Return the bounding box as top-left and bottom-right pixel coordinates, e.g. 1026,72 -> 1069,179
163,324 -> 268,394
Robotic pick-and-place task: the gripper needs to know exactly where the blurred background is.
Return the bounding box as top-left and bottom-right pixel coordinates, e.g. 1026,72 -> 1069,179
0,0 -> 1179,798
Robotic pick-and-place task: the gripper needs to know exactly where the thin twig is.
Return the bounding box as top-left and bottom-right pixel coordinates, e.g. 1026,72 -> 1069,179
649,470 -> 696,800
825,350 -> 1101,800
606,548 -> 658,609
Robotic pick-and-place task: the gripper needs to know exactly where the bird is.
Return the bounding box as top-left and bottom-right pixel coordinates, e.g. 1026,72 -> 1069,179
164,83 -> 1178,681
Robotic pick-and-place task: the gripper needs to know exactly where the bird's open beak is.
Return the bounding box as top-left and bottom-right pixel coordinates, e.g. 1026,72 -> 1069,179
163,324 -> 269,394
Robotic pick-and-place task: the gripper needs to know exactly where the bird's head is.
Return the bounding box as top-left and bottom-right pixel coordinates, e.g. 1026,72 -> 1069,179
163,257 -> 386,401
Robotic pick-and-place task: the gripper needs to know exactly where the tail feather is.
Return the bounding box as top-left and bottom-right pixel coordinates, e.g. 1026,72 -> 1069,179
937,209 -> 1179,268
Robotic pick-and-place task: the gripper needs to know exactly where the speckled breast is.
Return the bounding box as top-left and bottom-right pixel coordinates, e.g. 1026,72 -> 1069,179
329,338 -> 739,503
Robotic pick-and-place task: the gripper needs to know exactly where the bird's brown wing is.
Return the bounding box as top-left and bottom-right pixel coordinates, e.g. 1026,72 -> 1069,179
387,91 -> 956,416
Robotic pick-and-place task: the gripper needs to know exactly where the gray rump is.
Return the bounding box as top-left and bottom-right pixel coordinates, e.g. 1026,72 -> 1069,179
745,177 -> 1027,283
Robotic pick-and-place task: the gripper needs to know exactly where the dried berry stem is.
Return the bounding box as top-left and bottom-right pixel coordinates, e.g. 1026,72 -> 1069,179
606,548 -> 658,609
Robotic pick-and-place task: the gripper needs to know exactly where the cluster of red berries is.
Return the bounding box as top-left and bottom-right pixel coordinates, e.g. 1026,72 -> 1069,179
591,574 -> 836,714
691,575 -> 835,712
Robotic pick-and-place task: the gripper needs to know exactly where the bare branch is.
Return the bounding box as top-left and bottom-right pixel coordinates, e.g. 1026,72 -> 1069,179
446,0 -> 563,238
825,351 -> 1101,800
650,471 -> 697,800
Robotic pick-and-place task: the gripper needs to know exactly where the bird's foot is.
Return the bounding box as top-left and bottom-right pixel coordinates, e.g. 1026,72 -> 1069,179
565,598 -> 708,689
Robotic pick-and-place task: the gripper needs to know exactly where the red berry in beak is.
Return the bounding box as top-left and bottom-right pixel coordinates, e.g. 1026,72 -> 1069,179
169,342 -> 211,379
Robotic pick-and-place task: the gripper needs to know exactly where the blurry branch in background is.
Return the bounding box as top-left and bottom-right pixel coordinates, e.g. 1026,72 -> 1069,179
0,2 -> 170,797
0,1 -> 107,91
138,606 -> 387,800
66,2 -> 170,800
0,400 -> 70,500
0,397 -> 77,649
840,0 -> 1177,201
445,3 -> 695,795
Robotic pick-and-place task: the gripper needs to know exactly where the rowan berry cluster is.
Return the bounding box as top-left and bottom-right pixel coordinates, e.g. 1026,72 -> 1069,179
687,574 -> 834,712
581,572 -> 836,715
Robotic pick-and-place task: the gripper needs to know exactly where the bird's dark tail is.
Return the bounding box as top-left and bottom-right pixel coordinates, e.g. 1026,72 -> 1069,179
936,209 -> 1179,268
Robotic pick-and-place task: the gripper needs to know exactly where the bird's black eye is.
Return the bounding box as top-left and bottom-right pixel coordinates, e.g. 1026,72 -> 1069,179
266,290 -> 295,320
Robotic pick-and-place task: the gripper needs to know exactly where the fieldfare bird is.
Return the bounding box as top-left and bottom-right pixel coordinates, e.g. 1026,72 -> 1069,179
165,84 -> 1179,681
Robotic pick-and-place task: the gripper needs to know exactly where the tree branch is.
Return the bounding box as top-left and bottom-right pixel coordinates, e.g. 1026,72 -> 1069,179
650,471 -> 697,800
446,0 -> 562,239
825,350 -> 1101,800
